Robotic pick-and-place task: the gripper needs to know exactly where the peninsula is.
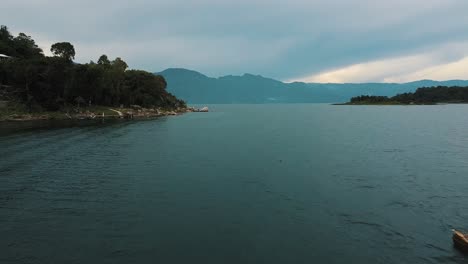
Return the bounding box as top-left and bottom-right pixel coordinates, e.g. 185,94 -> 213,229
340,86 -> 468,105
0,25 -> 187,121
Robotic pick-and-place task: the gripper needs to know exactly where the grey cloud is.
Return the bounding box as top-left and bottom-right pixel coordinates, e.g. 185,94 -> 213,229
3,0 -> 468,80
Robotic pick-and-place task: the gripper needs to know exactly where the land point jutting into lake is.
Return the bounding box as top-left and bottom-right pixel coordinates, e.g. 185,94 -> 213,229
340,86 -> 468,105
0,25 -> 189,122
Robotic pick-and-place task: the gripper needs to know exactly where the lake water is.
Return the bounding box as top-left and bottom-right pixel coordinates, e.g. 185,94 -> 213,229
1,104 -> 468,263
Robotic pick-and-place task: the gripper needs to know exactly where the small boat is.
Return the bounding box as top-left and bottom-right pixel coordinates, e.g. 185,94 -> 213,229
452,229 -> 468,252
193,106 -> 209,112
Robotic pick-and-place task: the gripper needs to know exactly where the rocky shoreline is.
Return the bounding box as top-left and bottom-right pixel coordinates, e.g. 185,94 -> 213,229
0,106 -> 209,122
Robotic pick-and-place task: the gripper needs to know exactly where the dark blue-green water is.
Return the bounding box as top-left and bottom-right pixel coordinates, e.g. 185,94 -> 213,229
1,104 -> 468,263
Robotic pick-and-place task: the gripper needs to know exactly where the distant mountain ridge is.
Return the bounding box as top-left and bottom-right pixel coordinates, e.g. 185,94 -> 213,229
157,68 -> 468,104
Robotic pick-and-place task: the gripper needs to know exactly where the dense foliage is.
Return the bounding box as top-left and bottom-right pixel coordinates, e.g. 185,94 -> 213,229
349,86 -> 468,104
349,95 -> 390,104
0,25 -> 185,111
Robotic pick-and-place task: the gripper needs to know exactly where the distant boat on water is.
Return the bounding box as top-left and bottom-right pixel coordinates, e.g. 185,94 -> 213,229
189,106 -> 209,112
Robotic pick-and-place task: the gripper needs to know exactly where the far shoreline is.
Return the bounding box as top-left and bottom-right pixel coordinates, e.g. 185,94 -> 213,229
333,102 -> 468,106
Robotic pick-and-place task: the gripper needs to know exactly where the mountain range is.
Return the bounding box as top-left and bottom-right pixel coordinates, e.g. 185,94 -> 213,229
158,68 -> 468,104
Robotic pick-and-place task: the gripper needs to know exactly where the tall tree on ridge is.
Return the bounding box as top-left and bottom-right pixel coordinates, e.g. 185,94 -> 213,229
51,42 -> 75,61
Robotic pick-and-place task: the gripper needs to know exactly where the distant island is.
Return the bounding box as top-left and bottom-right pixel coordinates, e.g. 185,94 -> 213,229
158,68 -> 468,104
0,25 -> 187,121
341,86 -> 468,105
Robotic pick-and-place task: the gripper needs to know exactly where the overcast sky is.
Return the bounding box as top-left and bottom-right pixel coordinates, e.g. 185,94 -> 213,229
4,0 -> 468,83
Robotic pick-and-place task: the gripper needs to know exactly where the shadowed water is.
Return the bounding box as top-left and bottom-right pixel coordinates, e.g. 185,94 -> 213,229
1,104 -> 468,263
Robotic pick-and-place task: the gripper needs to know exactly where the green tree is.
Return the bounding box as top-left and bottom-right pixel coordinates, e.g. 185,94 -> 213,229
13,33 -> 43,59
0,26 -> 12,42
0,25 -> 186,112
50,42 -> 75,61
112,57 -> 128,72
97,54 -> 110,66
0,26 -> 14,57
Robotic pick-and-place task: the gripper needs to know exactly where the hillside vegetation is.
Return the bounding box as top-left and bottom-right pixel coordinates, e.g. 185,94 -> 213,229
348,86 -> 468,105
0,25 -> 185,115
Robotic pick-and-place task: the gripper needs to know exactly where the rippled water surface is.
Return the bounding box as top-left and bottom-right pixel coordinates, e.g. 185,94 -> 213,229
1,104 -> 468,263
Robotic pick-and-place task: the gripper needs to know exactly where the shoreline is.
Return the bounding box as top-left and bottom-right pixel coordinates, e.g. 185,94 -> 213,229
332,102 -> 464,106
333,103 -> 419,105
0,106 -> 203,122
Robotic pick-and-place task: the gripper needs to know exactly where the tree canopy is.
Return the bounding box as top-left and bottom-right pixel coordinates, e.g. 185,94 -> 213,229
0,25 -> 185,111
50,42 -> 75,61
0,26 -> 43,59
349,86 -> 468,105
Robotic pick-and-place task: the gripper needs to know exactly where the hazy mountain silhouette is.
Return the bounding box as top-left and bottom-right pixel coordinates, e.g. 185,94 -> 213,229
158,68 -> 468,104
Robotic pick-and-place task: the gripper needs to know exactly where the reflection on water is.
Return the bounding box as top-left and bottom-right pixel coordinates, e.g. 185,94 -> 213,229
1,104 -> 468,264
0,119 -> 135,137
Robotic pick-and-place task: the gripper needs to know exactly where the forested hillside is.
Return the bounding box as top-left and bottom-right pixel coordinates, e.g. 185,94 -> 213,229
348,86 -> 468,104
0,25 -> 185,112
